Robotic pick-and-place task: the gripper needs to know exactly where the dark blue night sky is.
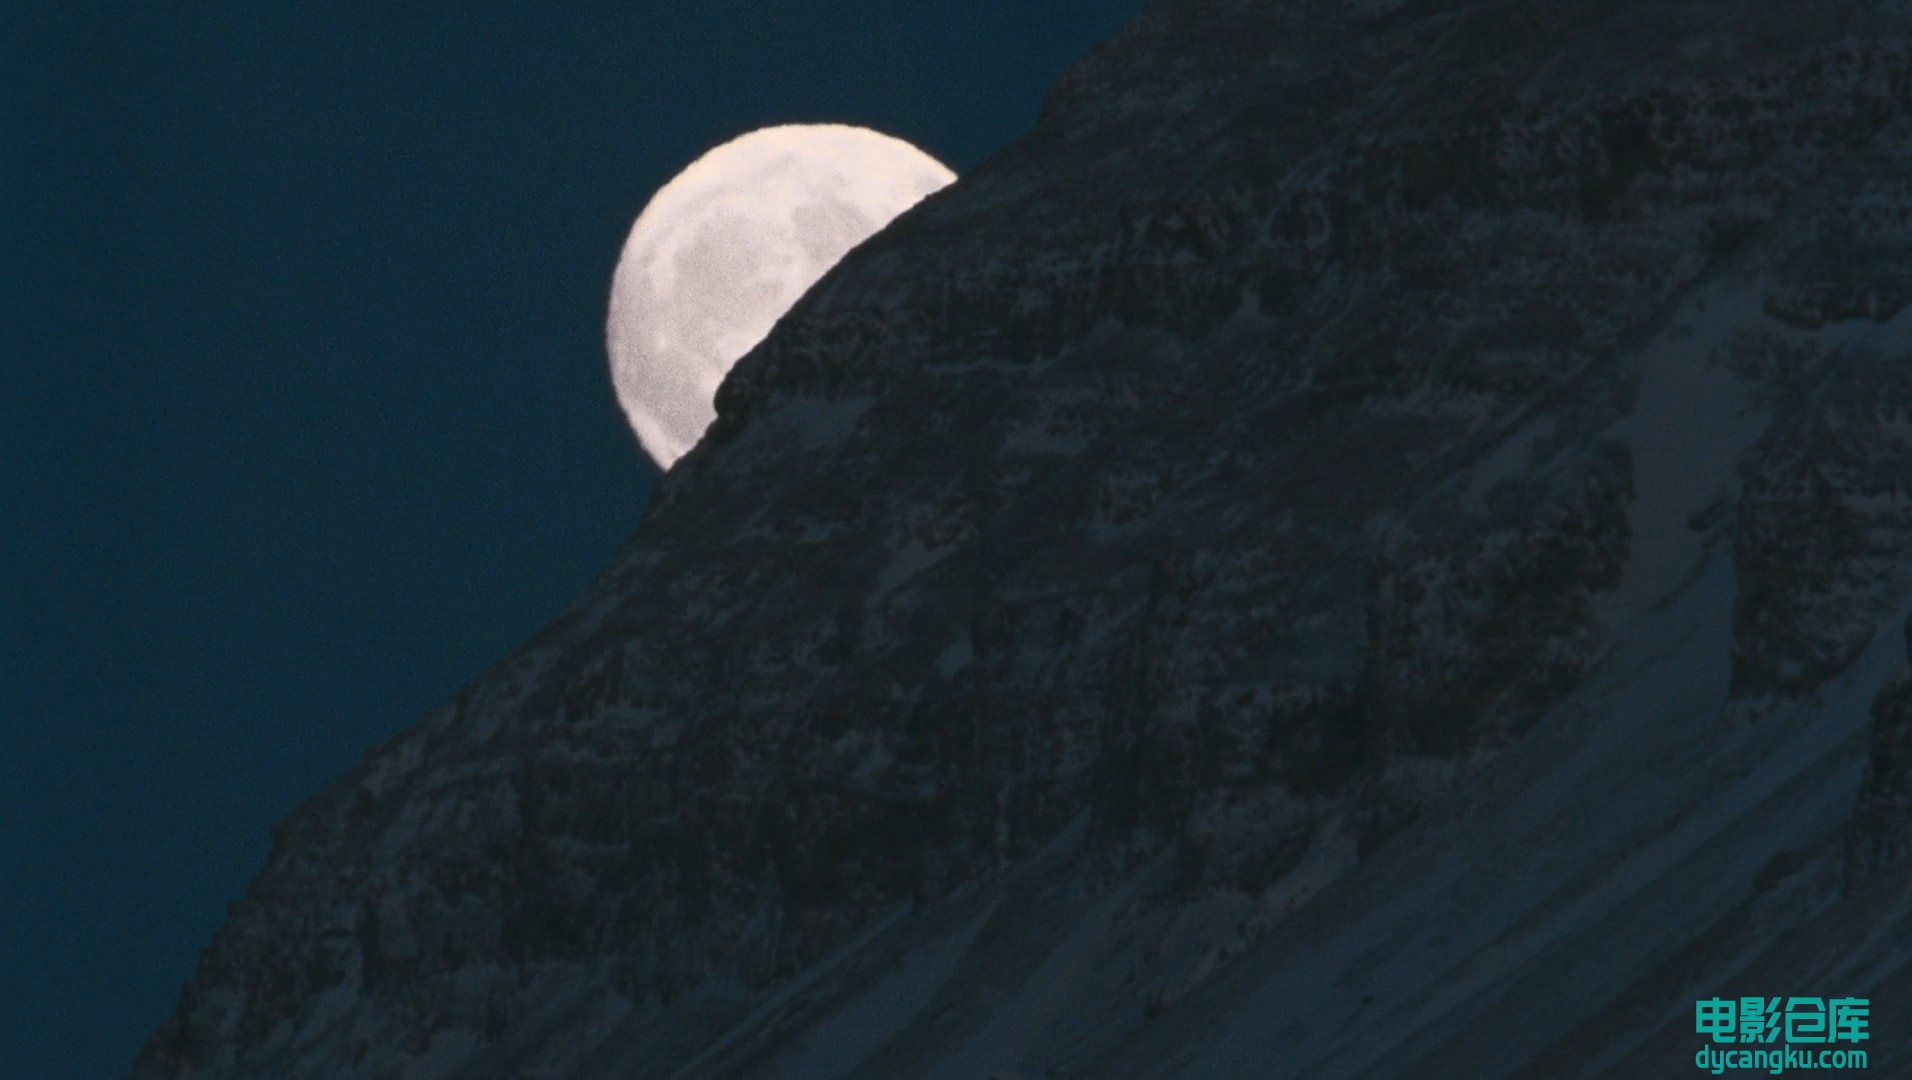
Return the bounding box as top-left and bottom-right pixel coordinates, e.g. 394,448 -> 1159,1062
2,5 -> 1141,1075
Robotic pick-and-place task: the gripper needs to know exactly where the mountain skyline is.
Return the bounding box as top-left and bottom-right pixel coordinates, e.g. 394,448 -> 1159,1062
135,0 -> 1912,1075
2,6 -> 1142,1077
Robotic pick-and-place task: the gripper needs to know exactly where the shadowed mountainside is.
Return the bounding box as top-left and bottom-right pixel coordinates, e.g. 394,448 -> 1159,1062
141,1 -> 1912,1075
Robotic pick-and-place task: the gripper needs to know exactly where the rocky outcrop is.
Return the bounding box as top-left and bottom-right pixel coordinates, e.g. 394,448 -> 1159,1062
1364,441 -> 1633,758
1734,352 -> 1912,696
1847,620 -> 1912,890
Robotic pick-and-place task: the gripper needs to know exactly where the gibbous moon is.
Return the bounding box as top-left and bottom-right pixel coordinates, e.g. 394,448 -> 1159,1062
607,124 -> 956,469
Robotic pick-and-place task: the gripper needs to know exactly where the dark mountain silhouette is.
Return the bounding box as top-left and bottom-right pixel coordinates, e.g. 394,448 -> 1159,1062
140,1 -> 1912,1074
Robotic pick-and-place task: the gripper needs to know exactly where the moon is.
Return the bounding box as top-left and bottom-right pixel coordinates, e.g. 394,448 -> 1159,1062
607,124 -> 956,470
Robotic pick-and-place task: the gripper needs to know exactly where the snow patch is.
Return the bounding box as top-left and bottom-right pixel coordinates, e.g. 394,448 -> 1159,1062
876,540 -> 956,597
851,744 -> 895,789
926,875 -> 1142,1080
1255,816 -> 1361,918
769,900 -> 1001,1077
937,632 -> 974,678
1597,282 -> 1767,627
1463,414 -> 1557,511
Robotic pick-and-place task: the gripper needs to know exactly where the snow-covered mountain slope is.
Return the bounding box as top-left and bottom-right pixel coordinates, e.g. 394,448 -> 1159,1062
139,1 -> 1912,1076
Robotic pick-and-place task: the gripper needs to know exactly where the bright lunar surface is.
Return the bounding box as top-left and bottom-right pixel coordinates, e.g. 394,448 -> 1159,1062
607,124 -> 956,469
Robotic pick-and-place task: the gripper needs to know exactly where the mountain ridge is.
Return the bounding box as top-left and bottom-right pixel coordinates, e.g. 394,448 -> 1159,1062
140,1 -> 1912,1075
